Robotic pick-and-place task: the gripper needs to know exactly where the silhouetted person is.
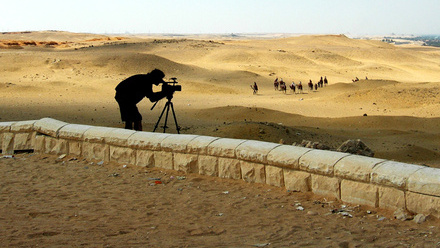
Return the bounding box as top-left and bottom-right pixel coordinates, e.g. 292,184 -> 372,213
251,82 -> 258,94
115,69 -> 168,131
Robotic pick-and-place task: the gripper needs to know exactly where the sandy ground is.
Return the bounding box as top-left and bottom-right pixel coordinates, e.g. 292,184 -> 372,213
1,31 -> 440,246
1,153 -> 440,247
0,31 -> 439,167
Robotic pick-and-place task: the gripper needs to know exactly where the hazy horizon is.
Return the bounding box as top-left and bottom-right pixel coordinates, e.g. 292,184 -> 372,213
1,0 -> 440,36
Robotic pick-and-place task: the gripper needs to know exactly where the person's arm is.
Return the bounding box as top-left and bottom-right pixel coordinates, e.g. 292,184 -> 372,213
148,91 -> 168,102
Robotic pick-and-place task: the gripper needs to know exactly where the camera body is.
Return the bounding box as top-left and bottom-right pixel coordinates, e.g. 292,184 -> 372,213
162,77 -> 182,95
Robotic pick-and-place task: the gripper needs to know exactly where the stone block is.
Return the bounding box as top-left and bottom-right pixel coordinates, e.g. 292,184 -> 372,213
34,118 -> 68,137
136,150 -> 155,168
299,150 -> 349,176
154,151 -> 173,170
341,180 -> 378,207
218,157 -> 241,179
0,121 -> 15,132
267,145 -> 311,169
109,145 -> 136,165
44,136 -> 57,154
82,142 -> 109,161
161,134 -> 199,153
10,120 -> 37,132
186,136 -> 220,155
311,174 -> 340,199
13,132 -> 34,150
1,133 -> 14,155
407,192 -> 440,218
58,124 -> 93,141
207,138 -> 247,158
34,134 -> 46,153
236,140 -> 280,164
371,161 -> 423,189
68,140 -> 82,156
241,161 -> 265,184
265,165 -> 284,187
83,126 -> 116,143
283,169 -> 311,192
128,132 -> 171,151
378,186 -> 405,210
408,167 -> 440,197
198,155 -> 218,177
54,138 -> 68,155
44,136 -> 68,155
334,155 -> 385,182
174,153 -> 198,173
105,128 -> 137,146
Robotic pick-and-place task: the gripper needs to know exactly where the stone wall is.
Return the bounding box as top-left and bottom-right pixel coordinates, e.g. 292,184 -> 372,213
1,118 -> 439,217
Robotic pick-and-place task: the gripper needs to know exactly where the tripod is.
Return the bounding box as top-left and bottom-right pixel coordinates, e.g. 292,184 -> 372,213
152,94 -> 180,133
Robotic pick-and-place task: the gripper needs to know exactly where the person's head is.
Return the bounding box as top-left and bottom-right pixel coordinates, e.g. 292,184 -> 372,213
149,69 -> 166,85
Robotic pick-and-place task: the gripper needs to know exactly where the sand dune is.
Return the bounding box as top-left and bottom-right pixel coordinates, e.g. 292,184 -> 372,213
1,31 -> 439,167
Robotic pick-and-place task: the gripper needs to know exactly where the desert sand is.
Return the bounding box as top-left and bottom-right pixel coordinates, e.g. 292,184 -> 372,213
1,31 -> 439,167
1,31 -> 440,246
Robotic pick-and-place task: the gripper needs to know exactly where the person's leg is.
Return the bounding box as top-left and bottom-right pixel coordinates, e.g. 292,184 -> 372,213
125,121 -> 133,130
134,121 -> 142,131
116,98 -> 139,130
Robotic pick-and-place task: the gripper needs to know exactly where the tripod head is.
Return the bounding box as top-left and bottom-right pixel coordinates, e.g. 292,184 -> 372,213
151,77 -> 180,110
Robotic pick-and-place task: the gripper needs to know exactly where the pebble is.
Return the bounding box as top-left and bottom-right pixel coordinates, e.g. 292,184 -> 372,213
413,214 -> 427,224
307,211 -> 318,216
394,208 -> 413,221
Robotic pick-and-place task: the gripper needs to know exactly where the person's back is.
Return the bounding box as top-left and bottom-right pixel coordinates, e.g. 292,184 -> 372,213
115,74 -> 153,104
115,69 -> 167,131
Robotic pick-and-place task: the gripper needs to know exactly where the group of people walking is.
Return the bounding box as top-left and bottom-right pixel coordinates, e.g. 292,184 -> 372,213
251,76 -> 329,95
273,76 -> 328,94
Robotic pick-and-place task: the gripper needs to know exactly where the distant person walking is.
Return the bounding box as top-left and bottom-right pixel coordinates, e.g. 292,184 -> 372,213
115,69 -> 168,131
251,82 -> 258,94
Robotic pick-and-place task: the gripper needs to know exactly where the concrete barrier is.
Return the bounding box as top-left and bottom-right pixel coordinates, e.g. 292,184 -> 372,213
1,117 -> 439,217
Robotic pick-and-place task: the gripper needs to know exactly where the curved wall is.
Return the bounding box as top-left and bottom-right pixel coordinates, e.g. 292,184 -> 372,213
1,118 -> 439,217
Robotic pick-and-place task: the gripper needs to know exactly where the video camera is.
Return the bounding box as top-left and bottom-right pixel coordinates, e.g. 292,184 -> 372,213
162,77 -> 182,96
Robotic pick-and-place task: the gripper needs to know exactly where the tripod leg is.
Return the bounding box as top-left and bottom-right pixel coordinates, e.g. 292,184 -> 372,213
163,102 -> 171,133
169,102 -> 180,134
153,102 -> 168,132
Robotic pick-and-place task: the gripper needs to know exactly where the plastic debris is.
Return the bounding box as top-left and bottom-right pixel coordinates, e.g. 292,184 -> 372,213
177,176 -> 186,180
296,206 -> 305,211
97,161 -> 104,165
253,243 -> 271,247
341,212 -> 353,218
2,155 -> 14,159
222,191 -> 230,194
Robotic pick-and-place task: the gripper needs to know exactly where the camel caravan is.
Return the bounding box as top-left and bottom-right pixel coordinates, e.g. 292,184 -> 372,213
267,76 -> 328,95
